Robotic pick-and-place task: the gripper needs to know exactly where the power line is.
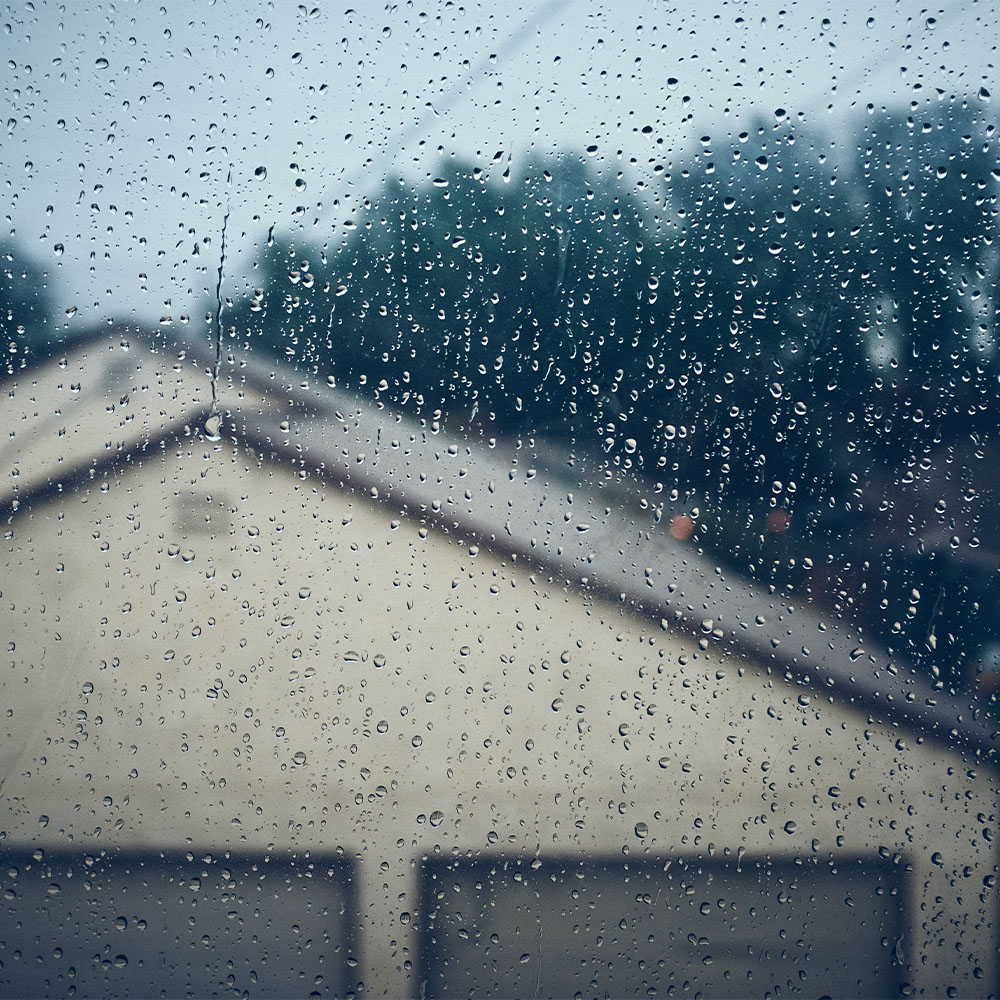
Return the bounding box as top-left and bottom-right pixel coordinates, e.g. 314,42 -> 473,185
317,0 -> 570,229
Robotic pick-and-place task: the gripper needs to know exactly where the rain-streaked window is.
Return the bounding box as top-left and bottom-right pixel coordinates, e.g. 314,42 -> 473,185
2,3 -> 998,998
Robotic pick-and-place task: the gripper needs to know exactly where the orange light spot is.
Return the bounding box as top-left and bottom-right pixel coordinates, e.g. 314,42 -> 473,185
766,509 -> 790,533
670,514 -> 695,540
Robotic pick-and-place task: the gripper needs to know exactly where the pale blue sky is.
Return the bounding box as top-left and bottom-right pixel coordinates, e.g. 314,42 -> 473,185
2,0 -> 996,331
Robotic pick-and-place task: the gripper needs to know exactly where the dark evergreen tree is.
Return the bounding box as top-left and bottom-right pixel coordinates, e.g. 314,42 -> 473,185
1,243 -> 52,369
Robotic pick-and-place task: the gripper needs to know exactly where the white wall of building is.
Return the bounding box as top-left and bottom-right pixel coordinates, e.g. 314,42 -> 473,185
2,439 -> 996,995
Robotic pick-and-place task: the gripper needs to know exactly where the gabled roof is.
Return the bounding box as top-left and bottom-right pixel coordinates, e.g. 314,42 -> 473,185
4,328 -> 997,759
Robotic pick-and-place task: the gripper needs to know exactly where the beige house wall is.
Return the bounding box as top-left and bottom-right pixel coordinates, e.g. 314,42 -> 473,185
2,437 -> 996,996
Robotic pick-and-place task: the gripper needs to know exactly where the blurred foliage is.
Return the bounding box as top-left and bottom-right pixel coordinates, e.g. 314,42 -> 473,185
1,242 -> 52,372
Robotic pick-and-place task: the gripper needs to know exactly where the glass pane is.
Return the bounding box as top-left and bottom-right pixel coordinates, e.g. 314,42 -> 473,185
1,2 -> 998,997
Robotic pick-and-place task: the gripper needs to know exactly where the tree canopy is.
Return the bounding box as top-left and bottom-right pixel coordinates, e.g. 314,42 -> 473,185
1,242 -> 52,373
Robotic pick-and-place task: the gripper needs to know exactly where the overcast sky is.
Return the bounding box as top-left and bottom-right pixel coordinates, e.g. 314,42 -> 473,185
2,0 -> 996,331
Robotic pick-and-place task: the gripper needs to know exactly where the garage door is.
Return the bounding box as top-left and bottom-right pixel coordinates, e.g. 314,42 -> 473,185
0,849 -> 356,999
420,855 -> 903,998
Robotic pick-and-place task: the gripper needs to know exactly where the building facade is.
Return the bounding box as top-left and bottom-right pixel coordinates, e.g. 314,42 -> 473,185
2,334 -> 997,997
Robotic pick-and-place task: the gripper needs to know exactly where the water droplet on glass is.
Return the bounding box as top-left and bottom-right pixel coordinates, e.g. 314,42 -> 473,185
204,413 -> 223,441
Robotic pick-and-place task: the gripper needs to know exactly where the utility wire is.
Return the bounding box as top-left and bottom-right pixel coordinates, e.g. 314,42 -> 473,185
318,0 -> 570,229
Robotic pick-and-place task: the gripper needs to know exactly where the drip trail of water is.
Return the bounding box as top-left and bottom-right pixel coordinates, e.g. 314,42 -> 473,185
205,166 -> 232,442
